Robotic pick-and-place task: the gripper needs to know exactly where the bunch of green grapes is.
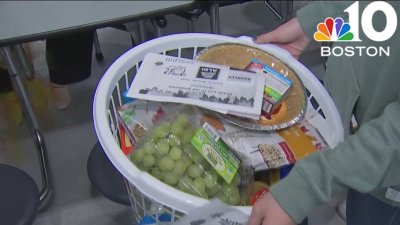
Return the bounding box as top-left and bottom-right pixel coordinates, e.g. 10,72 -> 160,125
129,113 -> 244,205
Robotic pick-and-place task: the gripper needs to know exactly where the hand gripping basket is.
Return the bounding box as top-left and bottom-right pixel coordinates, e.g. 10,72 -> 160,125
93,33 -> 344,223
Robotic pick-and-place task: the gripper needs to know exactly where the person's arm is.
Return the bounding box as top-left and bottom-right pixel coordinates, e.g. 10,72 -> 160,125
248,1 -> 400,225
270,96 -> 400,223
254,2 -> 352,59
248,95 -> 400,225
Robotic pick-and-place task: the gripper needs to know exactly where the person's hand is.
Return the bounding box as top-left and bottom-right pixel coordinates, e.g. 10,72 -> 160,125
254,17 -> 310,59
247,193 -> 295,225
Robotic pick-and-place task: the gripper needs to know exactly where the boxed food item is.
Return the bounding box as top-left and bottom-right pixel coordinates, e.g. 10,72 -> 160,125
191,122 -> 240,184
129,103 -> 253,205
221,119 -> 327,171
245,58 -> 293,115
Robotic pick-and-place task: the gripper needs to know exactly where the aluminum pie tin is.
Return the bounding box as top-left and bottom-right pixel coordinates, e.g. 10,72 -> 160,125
195,43 -> 307,131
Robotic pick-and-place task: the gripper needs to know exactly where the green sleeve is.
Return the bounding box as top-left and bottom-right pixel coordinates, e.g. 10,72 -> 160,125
296,1 -> 352,41
270,95 -> 400,223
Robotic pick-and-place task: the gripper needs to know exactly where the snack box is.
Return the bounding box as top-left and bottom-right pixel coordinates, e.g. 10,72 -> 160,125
245,59 -> 293,115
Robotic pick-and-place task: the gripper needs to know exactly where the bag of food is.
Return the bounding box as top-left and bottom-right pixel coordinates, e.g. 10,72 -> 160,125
126,102 -> 253,205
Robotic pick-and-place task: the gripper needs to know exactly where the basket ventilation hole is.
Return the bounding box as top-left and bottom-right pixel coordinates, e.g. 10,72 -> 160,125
310,96 -> 319,110
318,109 -> 326,119
306,88 -> 312,97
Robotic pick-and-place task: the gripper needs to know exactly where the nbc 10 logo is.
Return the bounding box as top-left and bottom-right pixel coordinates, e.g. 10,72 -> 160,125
314,1 -> 397,57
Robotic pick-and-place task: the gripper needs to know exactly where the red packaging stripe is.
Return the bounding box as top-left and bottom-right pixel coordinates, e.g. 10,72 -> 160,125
251,188 -> 269,205
278,142 -> 296,163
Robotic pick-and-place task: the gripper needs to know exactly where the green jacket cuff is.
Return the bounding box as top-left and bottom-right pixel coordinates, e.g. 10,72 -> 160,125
269,166 -> 320,223
296,2 -> 326,41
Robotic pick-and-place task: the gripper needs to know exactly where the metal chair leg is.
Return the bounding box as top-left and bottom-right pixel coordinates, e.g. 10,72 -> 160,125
285,0 -> 294,21
209,2 -> 220,34
14,45 -> 34,80
264,0 -> 294,22
93,31 -> 104,62
138,20 -> 146,44
153,16 -> 167,38
264,0 -> 283,20
0,45 -> 52,211
129,34 -> 136,48
186,19 -> 195,33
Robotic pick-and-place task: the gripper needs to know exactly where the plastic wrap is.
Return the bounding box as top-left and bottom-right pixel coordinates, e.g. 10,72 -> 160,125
124,101 -> 253,205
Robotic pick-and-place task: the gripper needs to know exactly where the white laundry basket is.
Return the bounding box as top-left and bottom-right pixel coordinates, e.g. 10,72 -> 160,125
93,33 -> 344,224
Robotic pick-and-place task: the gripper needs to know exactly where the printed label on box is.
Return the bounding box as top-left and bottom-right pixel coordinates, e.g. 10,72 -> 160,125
191,123 -> 240,183
246,58 -> 293,114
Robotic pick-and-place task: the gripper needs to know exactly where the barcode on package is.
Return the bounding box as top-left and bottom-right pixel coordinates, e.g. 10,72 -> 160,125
203,122 -> 220,142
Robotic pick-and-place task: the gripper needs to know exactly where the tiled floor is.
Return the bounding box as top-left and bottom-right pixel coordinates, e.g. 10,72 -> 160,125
0,2 -> 335,225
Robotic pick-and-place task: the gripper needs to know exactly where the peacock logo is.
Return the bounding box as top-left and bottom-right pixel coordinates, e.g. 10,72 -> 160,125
316,2 -> 396,57
314,17 -> 354,41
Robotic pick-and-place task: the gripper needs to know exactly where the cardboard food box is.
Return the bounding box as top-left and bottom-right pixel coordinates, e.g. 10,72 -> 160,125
246,59 -> 293,115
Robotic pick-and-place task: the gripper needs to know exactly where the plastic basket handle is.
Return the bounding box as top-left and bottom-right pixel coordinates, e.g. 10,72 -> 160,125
237,35 -> 293,60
